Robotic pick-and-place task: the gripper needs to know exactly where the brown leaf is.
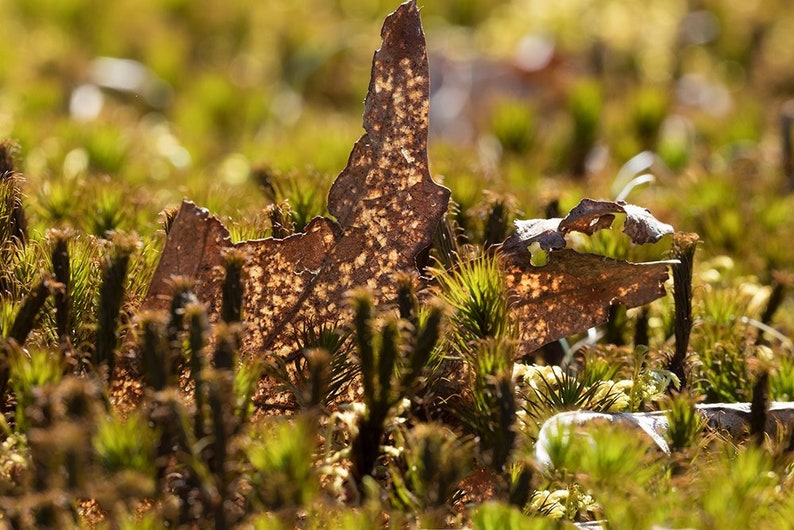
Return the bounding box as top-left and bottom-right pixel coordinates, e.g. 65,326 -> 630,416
144,203 -> 233,310
503,249 -> 671,356
144,1 -> 450,364
560,198 -> 673,244
508,198 -> 674,251
501,198 -> 674,356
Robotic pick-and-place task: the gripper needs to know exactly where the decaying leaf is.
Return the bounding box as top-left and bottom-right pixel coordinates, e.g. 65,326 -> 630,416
501,199 -> 674,356
507,198 -> 674,251
502,249 -> 671,356
145,1 -> 450,364
144,1 -> 676,401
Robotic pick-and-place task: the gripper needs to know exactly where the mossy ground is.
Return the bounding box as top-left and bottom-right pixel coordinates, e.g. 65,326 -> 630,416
1,1 -> 794,528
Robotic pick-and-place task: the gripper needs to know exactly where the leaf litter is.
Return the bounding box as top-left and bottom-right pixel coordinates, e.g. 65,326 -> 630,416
502,198 -> 675,355
144,0 -> 675,405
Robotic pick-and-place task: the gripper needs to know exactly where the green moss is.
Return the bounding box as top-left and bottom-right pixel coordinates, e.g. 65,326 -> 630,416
0,1 -> 793,527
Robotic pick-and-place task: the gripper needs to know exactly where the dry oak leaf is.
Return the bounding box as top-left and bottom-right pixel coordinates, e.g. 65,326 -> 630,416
144,1 -> 450,362
507,198 -> 674,252
501,199 -> 674,356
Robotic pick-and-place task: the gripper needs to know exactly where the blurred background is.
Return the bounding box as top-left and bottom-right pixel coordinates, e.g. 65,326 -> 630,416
3,0 -> 794,277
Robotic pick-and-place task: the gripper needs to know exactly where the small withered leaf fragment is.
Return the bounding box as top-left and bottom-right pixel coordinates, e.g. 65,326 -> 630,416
501,198 -> 673,355
559,198 -> 673,244
615,202 -> 674,244
508,198 -> 674,251
144,1 -> 450,367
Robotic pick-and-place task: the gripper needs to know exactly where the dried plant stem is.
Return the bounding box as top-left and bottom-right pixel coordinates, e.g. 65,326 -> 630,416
634,306 -> 650,347
212,324 -> 237,371
208,373 -> 233,530
166,277 -> 198,384
780,100 -> 794,192
49,230 -> 73,358
221,249 -> 246,324
8,278 -> 52,345
94,236 -> 137,379
139,312 -> 169,391
186,302 -> 209,439
0,140 -> 27,246
349,286 -> 443,492
668,232 -> 699,391
757,271 -> 793,344
750,371 -> 769,446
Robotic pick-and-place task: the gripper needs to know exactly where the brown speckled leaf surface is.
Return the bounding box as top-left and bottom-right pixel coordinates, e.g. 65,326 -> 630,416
144,203 -> 232,313
144,1 -> 450,365
144,1 -> 673,401
503,249 -> 671,356
501,199 -> 674,356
